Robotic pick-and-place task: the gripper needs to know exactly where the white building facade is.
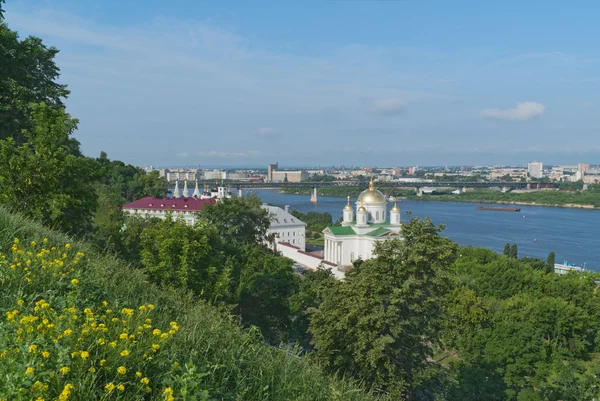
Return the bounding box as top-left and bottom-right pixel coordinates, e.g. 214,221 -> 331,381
323,181 -> 402,267
528,161 -> 543,178
262,205 -> 307,250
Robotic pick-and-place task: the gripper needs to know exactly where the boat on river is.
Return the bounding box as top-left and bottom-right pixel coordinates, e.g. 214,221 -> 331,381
476,206 -> 521,212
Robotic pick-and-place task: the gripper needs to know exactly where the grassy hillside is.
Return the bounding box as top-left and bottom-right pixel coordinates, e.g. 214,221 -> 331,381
0,206 -> 384,401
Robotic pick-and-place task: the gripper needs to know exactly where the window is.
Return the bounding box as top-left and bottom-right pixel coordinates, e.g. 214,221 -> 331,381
376,211 -> 379,220
293,231 -> 295,236
350,252 -> 355,262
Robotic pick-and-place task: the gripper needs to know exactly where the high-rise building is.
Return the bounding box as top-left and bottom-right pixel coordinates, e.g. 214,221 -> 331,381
267,162 -> 278,182
528,161 -> 543,178
578,162 -> 590,173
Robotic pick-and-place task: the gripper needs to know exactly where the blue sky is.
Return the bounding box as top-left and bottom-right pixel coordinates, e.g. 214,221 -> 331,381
5,0 -> 600,167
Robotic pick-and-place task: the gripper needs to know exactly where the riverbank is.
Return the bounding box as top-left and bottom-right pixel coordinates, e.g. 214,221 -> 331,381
410,190 -> 600,209
278,188 -> 600,209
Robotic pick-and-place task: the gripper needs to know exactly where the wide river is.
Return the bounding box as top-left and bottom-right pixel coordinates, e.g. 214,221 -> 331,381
246,189 -> 599,270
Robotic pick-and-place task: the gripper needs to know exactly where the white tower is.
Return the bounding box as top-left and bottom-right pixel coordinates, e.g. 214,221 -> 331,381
192,180 -> 201,198
342,196 -> 354,226
173,179 -> 181,198
182,180 -> 190,198
356,205 -> 368,226
389,202 -> 401,226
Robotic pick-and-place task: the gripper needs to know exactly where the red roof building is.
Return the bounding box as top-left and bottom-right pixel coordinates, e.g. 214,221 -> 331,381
123,197 -> 215,225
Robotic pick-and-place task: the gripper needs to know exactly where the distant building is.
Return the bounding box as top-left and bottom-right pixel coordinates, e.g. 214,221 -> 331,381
578,163 -> 590,173
262,205 -> 306,250
203,170 -> 228,180
527,161 -> 543,178
123,197 -> 215,226
267,163 -> 279,182
159,168 -> 199,181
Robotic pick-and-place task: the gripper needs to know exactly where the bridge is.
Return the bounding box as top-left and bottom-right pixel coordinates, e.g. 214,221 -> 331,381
184,180 -> 552,202
219,181 -> 548,189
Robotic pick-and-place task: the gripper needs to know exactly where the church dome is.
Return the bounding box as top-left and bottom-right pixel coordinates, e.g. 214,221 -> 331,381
357,181 -> 386,204
358,205 -> 367,212
391,202 -> 400,212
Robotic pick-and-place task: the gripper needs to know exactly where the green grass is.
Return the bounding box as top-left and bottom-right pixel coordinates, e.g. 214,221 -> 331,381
0,206 -> 385,401
306,233 -> 325,247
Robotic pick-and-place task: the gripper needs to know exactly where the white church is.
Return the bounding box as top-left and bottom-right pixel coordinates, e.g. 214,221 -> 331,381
323,180 -> 402,267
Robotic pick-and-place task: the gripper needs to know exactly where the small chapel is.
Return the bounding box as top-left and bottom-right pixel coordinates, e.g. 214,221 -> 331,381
322,180 -> 402,267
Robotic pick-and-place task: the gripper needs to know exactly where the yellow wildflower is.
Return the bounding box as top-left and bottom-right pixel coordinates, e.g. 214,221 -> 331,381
58,384 -> 74,401
71,278 -> 78,285
152,344 -> 160,352
136,371 -> 142,377
117,384 -> 125,391
160,333 -> 169,339
120,308 -> 134,316
109,341 -> 117,348
146,387 -> 152,393
119,333 -> 128,340
105,383 -> 115,392
29,344 -> 38,353
25,367 -> 34,375
148,304 -> 155,310
17,299 -> 24,306
141,377 -> 150,385
152,329 -> 162,336
88,367 -> 96,373
63,329 -> 73,336
42,351 -> 50,358
139,305 -> 147,311
100,359 -> 106,366
120,350 -> 130,357
65,244 -> 71,249
117,366 -> 127,375
59,367 -> 70,375
80,351 -> 89,359
32,381 -> 48,392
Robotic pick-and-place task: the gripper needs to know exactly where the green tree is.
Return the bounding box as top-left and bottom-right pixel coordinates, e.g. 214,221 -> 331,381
199,194 -> 271,245
546,251 -> 556,274
0,20 -> 69,142
234,244 -> 300,344
139,212 -> 224,297
289,267 -> 337,347
310,217 -> 457,399
0,103 -> 98,236
509,243 -> 518,259
503,243 -> 510,256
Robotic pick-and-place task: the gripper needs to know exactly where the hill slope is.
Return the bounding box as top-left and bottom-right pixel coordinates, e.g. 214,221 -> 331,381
0,206 -> 383,401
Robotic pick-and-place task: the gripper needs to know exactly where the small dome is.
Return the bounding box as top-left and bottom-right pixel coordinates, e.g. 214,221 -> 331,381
358,205 -> 367,212
344,204 -> 353,211
391,203 -> 400,212
357,181 -> 386,204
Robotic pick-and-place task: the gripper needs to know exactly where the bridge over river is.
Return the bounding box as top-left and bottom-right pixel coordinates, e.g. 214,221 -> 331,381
173,180 -> 553,202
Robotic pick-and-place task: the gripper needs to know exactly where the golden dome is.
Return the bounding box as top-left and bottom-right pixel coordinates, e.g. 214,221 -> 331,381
391,202 -> 400,212
344,196 -> 352,210
357,205 -> 367,212
357,181 -> 386,204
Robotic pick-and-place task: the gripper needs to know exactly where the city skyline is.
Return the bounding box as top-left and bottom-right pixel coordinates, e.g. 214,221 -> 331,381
5,0 -> 600,166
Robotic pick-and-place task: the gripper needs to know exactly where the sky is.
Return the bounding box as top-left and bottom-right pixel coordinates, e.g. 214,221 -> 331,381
4,0 -> 600,168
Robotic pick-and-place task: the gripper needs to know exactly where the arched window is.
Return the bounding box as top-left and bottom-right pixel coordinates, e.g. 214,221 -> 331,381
350,252 -> 355,262
376,211 -> 379,220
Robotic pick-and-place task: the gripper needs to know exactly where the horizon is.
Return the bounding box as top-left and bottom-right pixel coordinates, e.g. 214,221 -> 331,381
5,0 -> 600,166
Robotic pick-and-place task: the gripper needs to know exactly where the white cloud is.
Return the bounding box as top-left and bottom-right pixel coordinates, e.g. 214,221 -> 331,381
197,150 -> 261,158
373,98 -> 407,116
481,102 -> 545,121
177,152 -> 190,157
257,127 -> 276,137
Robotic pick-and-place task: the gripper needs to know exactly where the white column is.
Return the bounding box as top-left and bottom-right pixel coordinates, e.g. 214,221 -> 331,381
326,239 -> 330,261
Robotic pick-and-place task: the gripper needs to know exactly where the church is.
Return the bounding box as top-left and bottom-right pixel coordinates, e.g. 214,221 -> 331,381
322,181 -> 402,267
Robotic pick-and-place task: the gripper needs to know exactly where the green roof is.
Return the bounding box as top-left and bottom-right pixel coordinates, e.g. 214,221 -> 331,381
327,226 -> 356,236
366,227 -> 391,237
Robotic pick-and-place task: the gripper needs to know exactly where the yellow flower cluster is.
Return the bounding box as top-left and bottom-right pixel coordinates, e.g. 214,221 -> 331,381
0,238 -> 182,400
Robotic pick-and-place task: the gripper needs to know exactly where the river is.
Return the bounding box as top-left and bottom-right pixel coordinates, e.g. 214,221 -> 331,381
246,189 -> 599,271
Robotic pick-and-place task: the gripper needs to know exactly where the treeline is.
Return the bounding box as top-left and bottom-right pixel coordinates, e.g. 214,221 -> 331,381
415,189 -> 600,208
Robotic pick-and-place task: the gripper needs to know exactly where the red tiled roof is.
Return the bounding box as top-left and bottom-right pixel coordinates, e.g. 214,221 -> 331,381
278,242 -> 301,250
123,197 -> 216,211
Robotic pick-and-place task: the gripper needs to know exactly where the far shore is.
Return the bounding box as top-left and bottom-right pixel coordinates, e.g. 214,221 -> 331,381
274,189 -> 600,210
